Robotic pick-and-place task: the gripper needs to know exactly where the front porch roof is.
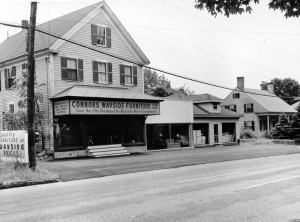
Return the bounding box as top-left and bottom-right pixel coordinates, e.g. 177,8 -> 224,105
50,85 -> 163,102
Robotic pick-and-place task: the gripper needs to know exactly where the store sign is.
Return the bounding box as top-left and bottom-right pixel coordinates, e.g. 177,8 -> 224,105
0,130 -> 28,163
54,100 -> 70,116
69,100 -> 160,115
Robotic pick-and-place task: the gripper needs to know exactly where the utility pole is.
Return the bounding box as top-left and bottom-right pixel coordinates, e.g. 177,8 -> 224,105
27,2 -> 37,170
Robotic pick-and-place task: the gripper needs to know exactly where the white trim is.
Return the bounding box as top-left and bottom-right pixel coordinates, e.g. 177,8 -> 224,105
92,23 -> 108,47
50,3 -> 104,51
94,60 -> 109,84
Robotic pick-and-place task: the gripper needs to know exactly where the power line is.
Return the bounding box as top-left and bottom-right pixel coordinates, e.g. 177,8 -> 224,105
0,20 -> 298,100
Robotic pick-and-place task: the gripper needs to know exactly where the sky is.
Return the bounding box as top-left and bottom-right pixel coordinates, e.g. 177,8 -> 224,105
0,0 -> 300,99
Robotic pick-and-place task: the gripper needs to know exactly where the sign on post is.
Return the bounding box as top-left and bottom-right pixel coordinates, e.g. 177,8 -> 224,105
0,130 -> 29,163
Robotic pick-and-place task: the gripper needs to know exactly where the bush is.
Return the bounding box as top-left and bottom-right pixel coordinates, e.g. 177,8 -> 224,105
240,130 -> 257,139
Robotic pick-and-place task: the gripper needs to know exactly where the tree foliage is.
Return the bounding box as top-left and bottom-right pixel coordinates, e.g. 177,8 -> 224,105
2,70 -> 45,133
144,68 -> 195,97
194,0 -> 300,18
144,68 -> 174,97
260,78 -> 300,105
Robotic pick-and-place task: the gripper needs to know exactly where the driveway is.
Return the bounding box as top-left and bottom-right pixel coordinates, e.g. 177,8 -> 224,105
41,144 -> 300,182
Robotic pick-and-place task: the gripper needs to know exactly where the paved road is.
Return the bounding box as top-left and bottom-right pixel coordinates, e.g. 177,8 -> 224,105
41,144 -> 300,181
1,153 -> 300,222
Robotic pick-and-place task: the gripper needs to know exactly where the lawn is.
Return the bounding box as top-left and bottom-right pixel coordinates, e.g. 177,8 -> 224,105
0,160 -> 59,186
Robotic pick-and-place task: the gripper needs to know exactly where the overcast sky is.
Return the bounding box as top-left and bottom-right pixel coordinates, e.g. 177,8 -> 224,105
1,0 -> 300,98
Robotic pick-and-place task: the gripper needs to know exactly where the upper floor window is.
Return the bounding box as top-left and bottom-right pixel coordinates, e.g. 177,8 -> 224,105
22,63 -> 28,71
61,57 -> 83,82
4,66 -> 16,90
244,103 -> 254,113
212,103 -> 218,110
120,64 -> 137,86
225,105 -> 236,112
233,93 -> 240,99
92,61 -> 112,84
91,24 -> 111,48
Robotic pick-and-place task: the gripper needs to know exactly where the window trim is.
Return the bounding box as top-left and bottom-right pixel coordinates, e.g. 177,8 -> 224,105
8,103 -> 15,114
61,57 -> 83,82
4,66 -> 16,90
233,93 -> 240,99
244,121 -> 255,131
244,103 -> 254,113
120,64 -> 137,86
212,103 -> 218,110
91,24 -> 111,48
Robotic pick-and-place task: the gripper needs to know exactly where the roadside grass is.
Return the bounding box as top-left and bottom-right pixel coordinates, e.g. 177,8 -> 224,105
0,160 -> 59,185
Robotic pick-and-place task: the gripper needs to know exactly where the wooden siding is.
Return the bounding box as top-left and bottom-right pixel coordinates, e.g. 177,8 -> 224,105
224,90 -> 267,136
52,7 -> 144,96
0,56 -> 53,150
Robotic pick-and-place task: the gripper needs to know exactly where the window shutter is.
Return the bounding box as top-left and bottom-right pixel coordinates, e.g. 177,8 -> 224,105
234,105 -> 236,112
93,61 -> 98,83
77,59 -> 84,82
91,24 -> 97,45
107,63 -> 112,84
120,65 -> 125,85
4,69 -> 8,90
252,121 -> 255,131
244,104 -> 246,113
22,63 -> 25,70
133,66 -> 137,86
61,57 -> 68,80
106,27 -> 111,48
251,103 -> 253,112
11,66 -> 16,77
0,70 -> 1,91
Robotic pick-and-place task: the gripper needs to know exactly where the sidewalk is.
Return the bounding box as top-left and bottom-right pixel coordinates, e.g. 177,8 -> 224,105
41,144 -> 300,182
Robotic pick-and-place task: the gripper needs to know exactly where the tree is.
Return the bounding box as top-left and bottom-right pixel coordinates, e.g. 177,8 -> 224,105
144,68 -> 174,97
270,112 -> 290,139
194,0 -> 300,18
2,69 -> 45,148
260,78 -> 300,105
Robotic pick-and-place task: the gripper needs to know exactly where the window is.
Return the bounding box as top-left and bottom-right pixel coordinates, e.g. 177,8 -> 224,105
213,103 -> 218,110
225,105 -> 236,112
92,61 -> 112,84
61,57 -> 83,81
4,66 -> 16,89
244,103 -> 254,113
9,104 -> 14,113
244,121 -> 255,131
120,64 -> 137,86
22,63 -> 28,71
233,93 -> 240,99
91,24 -> 111,48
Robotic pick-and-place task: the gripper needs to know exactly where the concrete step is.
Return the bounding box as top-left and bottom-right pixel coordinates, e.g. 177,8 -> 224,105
89,150 -> 129,155
87,144 -> 122,150
94,153 -> 130,158
88,147 -> 126,153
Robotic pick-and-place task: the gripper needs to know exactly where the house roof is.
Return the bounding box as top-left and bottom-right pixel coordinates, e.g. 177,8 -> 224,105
291,101 -> 300,110
193,104 -> 243,118
168,92 -> 224,103
50,85 -> 163,102
244,88 -> 296,114
0,1 -> 149,64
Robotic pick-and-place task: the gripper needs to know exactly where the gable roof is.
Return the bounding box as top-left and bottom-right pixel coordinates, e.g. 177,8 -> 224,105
244,88 -> 296,113
291,101 -> 300,110
50,85 -> 163,102
193,104 -> 242,118
0,1 -> 149,64
168,92 -> 224,103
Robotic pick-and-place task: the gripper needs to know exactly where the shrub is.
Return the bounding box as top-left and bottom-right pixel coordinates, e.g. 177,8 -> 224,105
240,130 -> 257,139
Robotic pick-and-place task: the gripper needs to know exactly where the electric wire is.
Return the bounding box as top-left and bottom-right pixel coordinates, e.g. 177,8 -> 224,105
0,21 -> 298,100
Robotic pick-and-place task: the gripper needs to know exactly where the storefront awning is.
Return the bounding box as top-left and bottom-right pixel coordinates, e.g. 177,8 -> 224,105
50,85 -> 163,116
50,85 -> 163,102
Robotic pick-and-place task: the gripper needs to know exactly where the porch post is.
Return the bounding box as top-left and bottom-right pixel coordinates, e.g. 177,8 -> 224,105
267,115 -> 270,132
189,123 -> 193,148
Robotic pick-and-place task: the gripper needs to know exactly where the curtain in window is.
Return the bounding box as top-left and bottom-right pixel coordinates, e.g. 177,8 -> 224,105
67,59 -> 77,80
124,66 -> 132,84
98,63 -> 107,82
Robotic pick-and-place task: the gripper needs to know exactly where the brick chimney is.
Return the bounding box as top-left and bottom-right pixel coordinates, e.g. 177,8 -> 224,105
237,77 -> 244,91
21,20 -> 28,31
267,83 -> 274,94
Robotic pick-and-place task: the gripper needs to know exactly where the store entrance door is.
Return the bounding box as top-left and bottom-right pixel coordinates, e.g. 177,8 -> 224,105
87,116 -> 122,146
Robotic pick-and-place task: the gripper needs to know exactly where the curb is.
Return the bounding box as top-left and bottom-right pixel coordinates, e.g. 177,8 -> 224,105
0,179 -> 60,190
